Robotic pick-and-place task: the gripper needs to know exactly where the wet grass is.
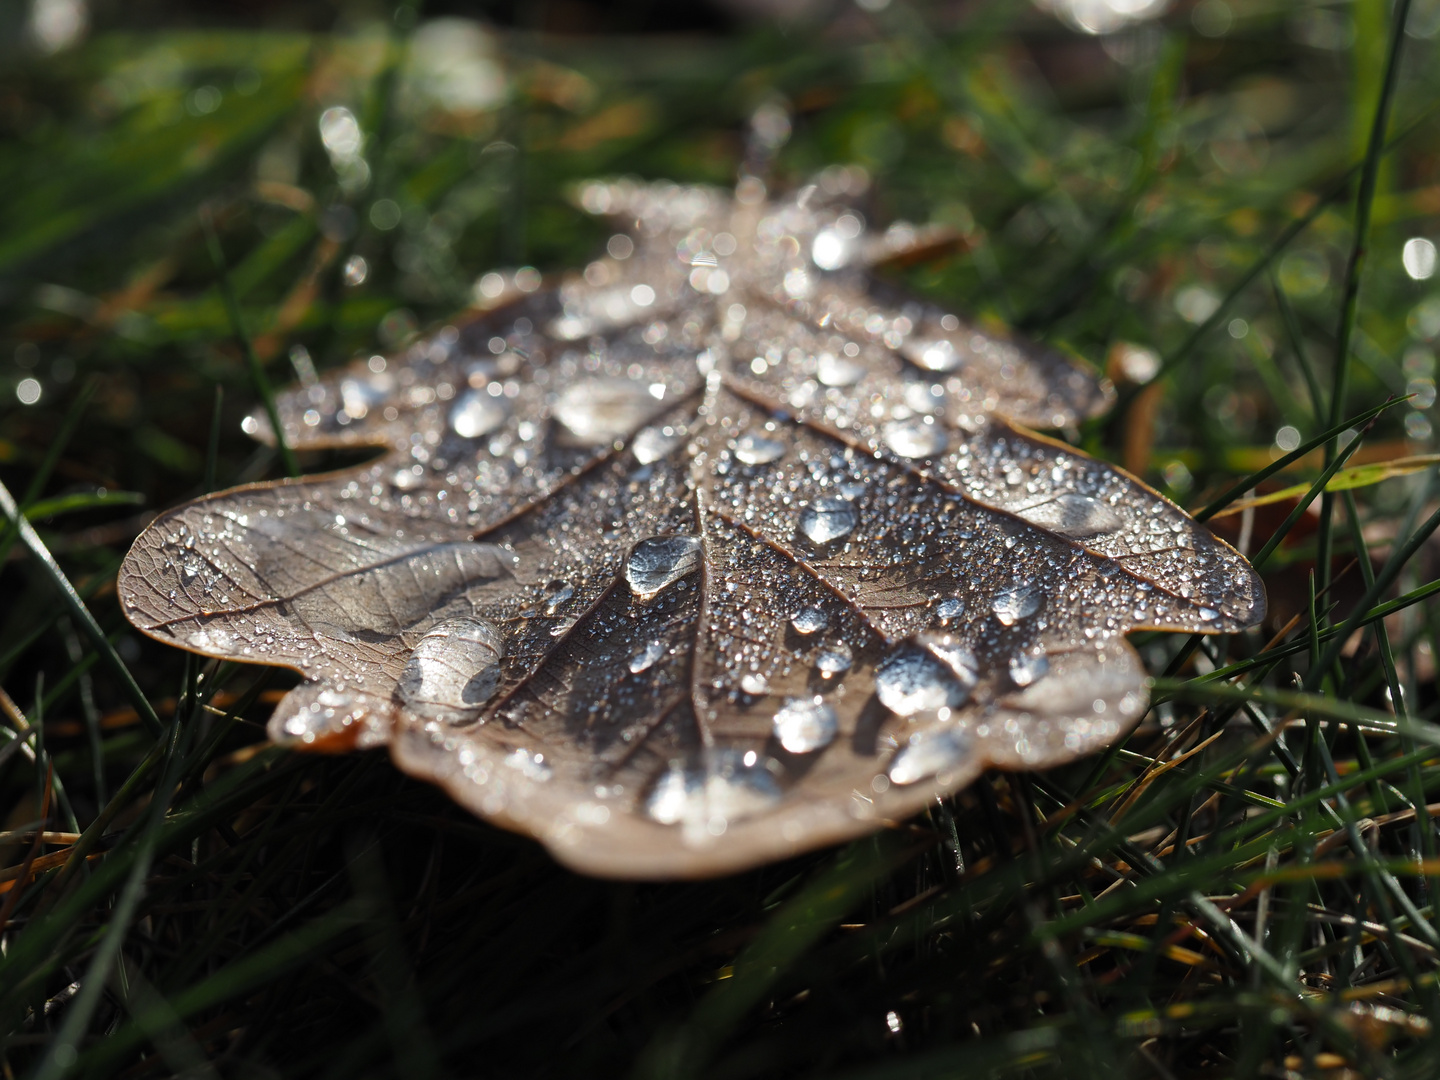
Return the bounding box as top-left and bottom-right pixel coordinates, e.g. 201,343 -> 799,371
3,1 -> 1440,1077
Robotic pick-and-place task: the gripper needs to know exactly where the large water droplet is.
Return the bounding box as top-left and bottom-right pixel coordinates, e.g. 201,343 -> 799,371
449,389 -> 508,439
935,597 -> 964,620
790,606 -> 829,635
544,583 -> 574,614
399,617 -> 505,724
798,498 -> 858,544
734,431 -> 785,466
916,632 -> 979,694
903,338 -> 960,373
504,747 -> 553,782
629,640 -> 666,673
817,352 -> 865,387
992,583 -> 1042,626
1016,494 -> 1123,539
626,535 -> 702,600
341,376 -> 391,420
1009,651 -> 1049,688
773,697 -> 837,753
888,729 -> 972,785
633,425 -> 682,464
740,672 -> 771,695
882,417 -> 947,460
554,377 -> 665,446
646,751 -> 782,829
815,641 -> 853,678
875,648 -> 970,716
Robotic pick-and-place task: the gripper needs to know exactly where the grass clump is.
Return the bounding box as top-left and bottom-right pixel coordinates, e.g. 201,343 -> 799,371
3,1 -> 1440,1077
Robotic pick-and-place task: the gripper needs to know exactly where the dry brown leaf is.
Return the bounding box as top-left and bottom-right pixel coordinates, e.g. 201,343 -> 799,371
119,171 -> 1264,878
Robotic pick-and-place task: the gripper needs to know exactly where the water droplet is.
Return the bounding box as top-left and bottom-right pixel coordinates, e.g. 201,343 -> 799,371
1015,494 -> 1123,539
888,729 -> 972,785
740,672 -> 771,695
449,389 -> 508,439
790,606 -> 829,635
1009,652 -> 1049,688
646,751 -> 782,828
992,583 -> 1042,626
875,648 -> 971,716
341,376 -> 390,419
916,632 -> 979,694
882,417 -> 947,460
399,617 -> 505,723
935,598 -> 964,620
646,765 -> 698,825
626,535 -> 702,600
904,339 -> 960,373
773,697 -> 837,753
798,498 -> 857,544
734,431 -> 785,466
554,377 -> 664,446
504,748 -> 553,782
817,352 -> 865,387
1199,607 -> 1219,622
633,425 -> 681,464
629,640 -> 666,673
815,641 -> 853,678
544,584 -> 574,614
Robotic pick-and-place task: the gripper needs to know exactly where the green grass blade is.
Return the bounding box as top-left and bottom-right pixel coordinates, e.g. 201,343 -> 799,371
0,480 -> 162,739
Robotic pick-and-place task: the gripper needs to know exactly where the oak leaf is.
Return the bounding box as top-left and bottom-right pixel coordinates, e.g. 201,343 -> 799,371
119,171 -> 1264,878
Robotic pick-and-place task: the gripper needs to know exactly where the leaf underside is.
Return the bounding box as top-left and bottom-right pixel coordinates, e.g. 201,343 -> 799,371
119,174 -> 1264,878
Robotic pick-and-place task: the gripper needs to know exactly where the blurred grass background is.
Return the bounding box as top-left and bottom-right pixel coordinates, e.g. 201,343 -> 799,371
3,0 -> 1440,1076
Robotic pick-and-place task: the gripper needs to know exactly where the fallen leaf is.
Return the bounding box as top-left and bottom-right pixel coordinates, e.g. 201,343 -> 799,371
119,174 -> 1264,878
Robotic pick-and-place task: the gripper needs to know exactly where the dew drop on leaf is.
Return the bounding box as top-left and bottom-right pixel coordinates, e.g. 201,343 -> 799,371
504,748 -> 554,782
449,389 -> 508,439
554,377 -> 664,446
817,352 -> 865,387
814,641 -> 853,678
798,497 -> 858,544
629,640 -> 666,673
992,583 -> 1042,626
790,606 -> 829,635
625,535 -> 702,600
935,598 -> 965,620
772,697 -> 838,753
734,431 -> 786,465
889,729 -> 972,785
646,752 -> 783,830
1009,651 -> 1050,688
903,338 -> 960,373
1015,493 -> 1123,539
882,417 -> 948,460
876,648 -> 971,716
632,425 -> 682,464
398,617 -> 505,724
740,672 -> 771,695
